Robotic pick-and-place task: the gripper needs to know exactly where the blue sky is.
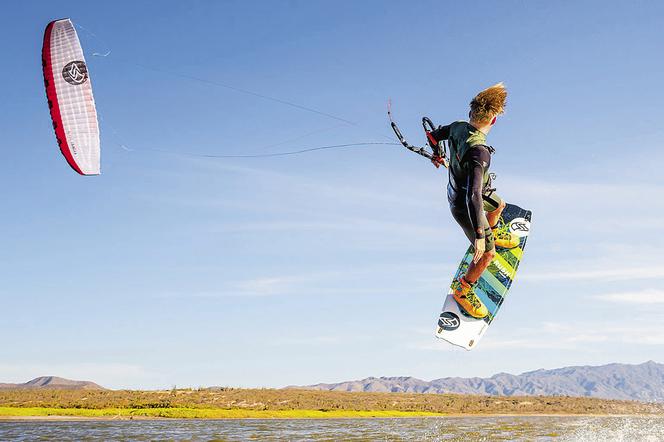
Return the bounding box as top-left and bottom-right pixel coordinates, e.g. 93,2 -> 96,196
2,1 -> 663,389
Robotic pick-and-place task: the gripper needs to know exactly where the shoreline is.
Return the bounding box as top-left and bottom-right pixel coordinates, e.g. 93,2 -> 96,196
1,389 -> 661,420
0,407 -> 661,421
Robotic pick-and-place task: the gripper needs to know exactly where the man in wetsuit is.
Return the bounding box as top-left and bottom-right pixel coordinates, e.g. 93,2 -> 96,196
429,83 -> 519,319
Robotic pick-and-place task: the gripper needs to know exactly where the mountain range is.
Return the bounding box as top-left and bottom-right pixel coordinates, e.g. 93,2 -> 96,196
4,361 -> 663,402
0,376 -> 104,390
293,361 -> 664,402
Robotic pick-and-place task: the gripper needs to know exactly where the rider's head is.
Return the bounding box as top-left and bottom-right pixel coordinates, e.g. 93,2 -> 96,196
469,82 -> 507,129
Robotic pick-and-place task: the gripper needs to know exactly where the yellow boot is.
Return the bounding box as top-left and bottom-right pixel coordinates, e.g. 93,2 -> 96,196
452,277 -> 488,319
492,224 -> 520,249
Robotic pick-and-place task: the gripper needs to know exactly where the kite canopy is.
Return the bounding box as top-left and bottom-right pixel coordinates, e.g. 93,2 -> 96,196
42,18 -> 100,175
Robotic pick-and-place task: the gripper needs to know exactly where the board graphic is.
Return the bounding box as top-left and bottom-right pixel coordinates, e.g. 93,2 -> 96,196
435,203 -> 532,350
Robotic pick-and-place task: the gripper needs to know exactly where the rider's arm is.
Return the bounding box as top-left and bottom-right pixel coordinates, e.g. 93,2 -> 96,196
430,124 -> 450,142
465,146 -> 491,239
429,125 -> 451,166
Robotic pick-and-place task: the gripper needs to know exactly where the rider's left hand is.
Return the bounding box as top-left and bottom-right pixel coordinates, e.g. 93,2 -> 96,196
431,156 -> 446,169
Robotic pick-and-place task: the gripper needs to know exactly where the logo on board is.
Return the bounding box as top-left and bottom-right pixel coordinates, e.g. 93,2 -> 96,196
509,217 -> 530,237
438,312 -> 460,331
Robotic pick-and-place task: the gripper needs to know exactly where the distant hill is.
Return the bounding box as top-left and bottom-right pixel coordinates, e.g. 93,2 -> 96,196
292,361 -> 664,402
0,376 -> 104,390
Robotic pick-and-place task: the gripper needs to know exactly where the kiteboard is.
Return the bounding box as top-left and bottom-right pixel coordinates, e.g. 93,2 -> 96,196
435,203 -> 532,350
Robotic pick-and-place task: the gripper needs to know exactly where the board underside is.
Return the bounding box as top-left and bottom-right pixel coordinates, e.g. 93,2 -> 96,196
435,203 -> 532,350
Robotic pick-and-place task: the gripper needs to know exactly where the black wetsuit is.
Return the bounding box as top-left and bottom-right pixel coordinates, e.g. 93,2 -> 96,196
431,121 -> 503,251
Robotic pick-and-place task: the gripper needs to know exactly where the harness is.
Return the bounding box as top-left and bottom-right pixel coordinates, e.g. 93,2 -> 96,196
448,144 -> 497,197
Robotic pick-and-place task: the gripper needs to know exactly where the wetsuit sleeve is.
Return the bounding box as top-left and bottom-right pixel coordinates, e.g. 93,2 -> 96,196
430,124 -> 450,142
465,146 -> 491,239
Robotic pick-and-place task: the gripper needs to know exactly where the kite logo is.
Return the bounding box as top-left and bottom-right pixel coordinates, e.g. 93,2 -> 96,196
509,217 -> 530,237
62,61 -> 88,85
438,312 -> 460,331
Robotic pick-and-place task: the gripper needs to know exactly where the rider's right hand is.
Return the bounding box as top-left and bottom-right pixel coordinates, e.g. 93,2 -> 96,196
473,237 -> 486,263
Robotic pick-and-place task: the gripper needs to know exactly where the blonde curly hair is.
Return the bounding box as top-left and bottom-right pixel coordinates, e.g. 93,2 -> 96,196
469,82 -> 507,124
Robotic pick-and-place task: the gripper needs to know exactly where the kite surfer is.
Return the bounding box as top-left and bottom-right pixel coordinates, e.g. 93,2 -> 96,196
428,83 -> 519,319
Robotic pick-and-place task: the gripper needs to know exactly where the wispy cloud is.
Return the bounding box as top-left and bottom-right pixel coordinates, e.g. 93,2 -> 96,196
410,341 -> 465,352
156,261 -> 453,299
474,339 -> 577,351
268,336 -> 344,346
522,265 -> 664,282
152,157 -> 438,212
169,274 -> 314,298
211,218 -> 448,238
493,320 -> 664,349
413,317 -> 664,353
594,289 -> 664,304
501,176 -> 664,203
233,275 -> 306,296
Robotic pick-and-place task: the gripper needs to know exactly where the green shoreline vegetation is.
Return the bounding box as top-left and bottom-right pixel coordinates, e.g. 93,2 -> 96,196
0,407 -> 443,419
0,388 -> 661,419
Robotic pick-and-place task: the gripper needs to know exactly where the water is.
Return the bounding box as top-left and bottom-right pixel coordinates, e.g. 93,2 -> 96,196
1,416 -> 663,441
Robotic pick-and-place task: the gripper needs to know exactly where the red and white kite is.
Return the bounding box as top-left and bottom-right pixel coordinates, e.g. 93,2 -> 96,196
42,18 -> 100,175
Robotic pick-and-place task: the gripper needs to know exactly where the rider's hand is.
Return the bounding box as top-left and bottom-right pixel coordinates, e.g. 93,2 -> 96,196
473,237 -> 486,263
431,156 -> 445,169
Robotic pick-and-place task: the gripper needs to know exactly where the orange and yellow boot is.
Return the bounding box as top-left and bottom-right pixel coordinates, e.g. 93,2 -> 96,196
451,277 -> 488,319
491,224 -> 520,249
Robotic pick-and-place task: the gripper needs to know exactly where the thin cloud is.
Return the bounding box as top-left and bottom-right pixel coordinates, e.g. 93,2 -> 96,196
212,218 -> 447,237
269,336 -> 344,346
155,261 -> 454,299
233,276 -> 306,296
522,322 -> 664,348
415,319 -> 664,353
594,289 -> 664,304
501,176 -> 664,202
522,266 -> 664,282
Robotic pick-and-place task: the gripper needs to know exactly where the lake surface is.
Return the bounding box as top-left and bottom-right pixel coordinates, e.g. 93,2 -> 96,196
1,416 -> 663,441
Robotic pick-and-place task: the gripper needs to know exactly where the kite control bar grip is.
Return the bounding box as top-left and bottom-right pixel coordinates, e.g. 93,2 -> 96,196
422,117 -> 435,134
422,117 -> 448,168
390,121 -> 432,159
390,121 -> 406,147
422,117 -> 440,151
388,101 -> 447,167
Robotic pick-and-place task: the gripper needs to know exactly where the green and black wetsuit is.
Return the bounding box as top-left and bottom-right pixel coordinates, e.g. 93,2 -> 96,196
431,121 -> 503,251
